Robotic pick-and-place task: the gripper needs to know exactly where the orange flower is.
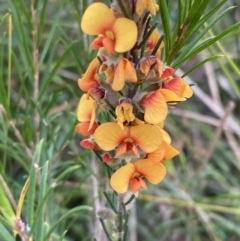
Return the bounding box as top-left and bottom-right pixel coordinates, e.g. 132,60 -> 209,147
101,58 -> 137,91
115,102 -> 135,128
146,29 -> 164,57
77,94 -> 97,131
163,77 -> 193,99
81,3 -> 138,53
78,58 -> 100,92
110,159 -> 166,193
136,0 -> 159,16
94,122 -> 162,157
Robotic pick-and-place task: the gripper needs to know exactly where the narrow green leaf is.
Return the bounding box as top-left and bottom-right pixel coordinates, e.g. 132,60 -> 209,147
55,165 -> 80,182
39,2 -> 65,68
182,55 -> 224,77
37,0 -> 49,46
173,22 -> 240,67
43,206 -> 92,241
35,161 -> 49,241
0,179 -> 15,223
158,0 -> 172,57
27,140 -> 44,227
0,223 -> 15,241
39,40 -> 77,100
174,3 -> 233,61
0,33 -> 10,115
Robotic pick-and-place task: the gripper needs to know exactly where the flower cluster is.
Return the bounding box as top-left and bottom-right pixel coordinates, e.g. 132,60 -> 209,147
76,1 -> 193,194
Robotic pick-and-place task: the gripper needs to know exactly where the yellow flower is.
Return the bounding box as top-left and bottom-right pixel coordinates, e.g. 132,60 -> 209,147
136,0 -> 159,16
115,102 -> 135,128
110,159 -> 166,193
94,122 -> 162,157
81,3 -> 138,53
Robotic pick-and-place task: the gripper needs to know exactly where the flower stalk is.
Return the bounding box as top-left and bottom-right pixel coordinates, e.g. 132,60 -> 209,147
77,0 -> 193,239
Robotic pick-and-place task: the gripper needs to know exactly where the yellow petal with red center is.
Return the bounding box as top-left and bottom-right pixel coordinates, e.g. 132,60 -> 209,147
159,89 -> 185,102
141,89 -> 168,124
110,163 -> 136,193
94,123 -> 129,151
113,18 -> 137,53
183,82 -> 193,98
130,124 -> 162,152
81,3 -> 116,35
135,159 -> 166,184
75,122 -> 98,136
78,58 -> 99,92
77,95 -> 97,129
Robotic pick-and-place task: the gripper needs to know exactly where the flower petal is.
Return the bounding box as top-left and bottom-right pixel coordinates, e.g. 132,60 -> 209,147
147,140 -> 179,162
75,122 -> 98,136
112,59 -> 126,91
141,89 -> 168,124
123,58 -> 137,83
130,124 -> 162,153
80,139 -> 99,150
136,0 -> 148,16
163,77 -> 185,97
113,18 -> 137,53
116,102 -> 135,128
135,159 -> 166,184
94,123 -> 128,151
81,3 -> 115,35
183,82 -> 193,98
159,89 -> 185,102
110,163 -> 135,193
77,94 -> 97,126
163,141 -> 180,160
78,58 -> 100,92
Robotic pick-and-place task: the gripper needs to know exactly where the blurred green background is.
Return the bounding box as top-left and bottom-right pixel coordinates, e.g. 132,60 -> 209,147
0,0 -> 240,240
